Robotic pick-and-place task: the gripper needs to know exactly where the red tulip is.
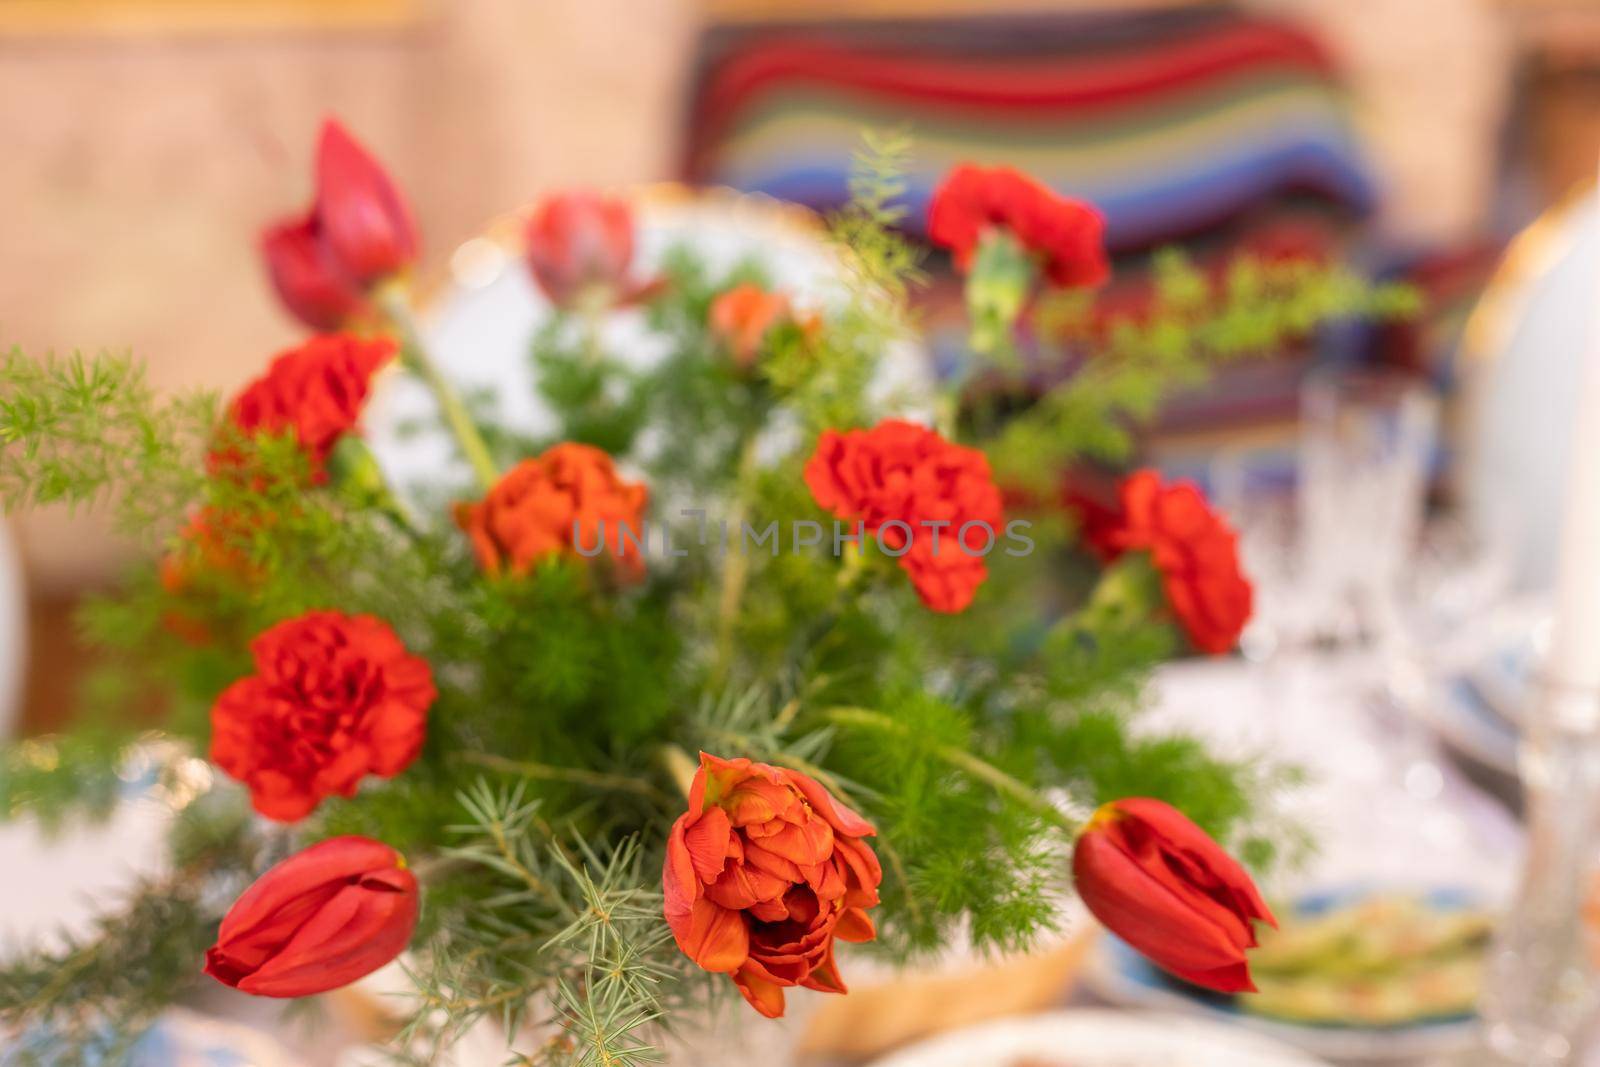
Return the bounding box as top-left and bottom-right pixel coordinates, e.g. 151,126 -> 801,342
204,836 -> 418,997
313,119 -> 418,286
523,191 -> 644,310
1072,797 -> 1275,993
260,212 -> 367,331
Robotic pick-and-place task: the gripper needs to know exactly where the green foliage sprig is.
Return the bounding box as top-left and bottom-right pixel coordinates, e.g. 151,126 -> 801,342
992,251 -> 1419,487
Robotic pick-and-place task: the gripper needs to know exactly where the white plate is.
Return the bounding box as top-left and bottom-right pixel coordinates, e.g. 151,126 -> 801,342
1401,598 -> 1548,778
866,1009 -> 1329,1067
0,792 -> 173,947
366,184 -> 933,504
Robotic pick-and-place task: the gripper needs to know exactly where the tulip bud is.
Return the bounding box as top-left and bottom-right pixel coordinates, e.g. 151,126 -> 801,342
314,118 -> 418,286
523,192 -> 638,310
260,213 -> 367,331
204,836 -> 418,997
1072,797 -> 1275,993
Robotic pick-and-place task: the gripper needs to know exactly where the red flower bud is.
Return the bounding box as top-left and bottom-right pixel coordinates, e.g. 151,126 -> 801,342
204,835 -> 418,997
260,212 -> 367,332
708,282 -> 821,369
523,192 -> 647,310
1072,798 -> 1275,993
313,119 -> 418,287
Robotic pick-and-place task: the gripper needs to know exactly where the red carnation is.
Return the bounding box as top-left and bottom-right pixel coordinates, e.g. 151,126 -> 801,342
216,333 -> 395,483
805,419 -> 1004,613
210,611 -> 436,821
1071,469 -> 1253,655
454,442 -> 650,577
928,164 -> 1108,289
664,752 -> 881,1019
205,835 -> 419,997
1073,797 -> 1275,993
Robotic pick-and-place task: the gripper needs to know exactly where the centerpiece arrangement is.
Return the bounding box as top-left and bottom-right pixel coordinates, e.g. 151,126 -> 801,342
0,121 -> 1407,1064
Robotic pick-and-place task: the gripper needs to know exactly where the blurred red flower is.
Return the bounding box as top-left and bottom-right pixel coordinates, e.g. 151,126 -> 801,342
708,282 -> 820,368
1070,469 -> 1253,655
663,752 -> 881,1018
524,192 -> 655,311
260,118 -> 417,328
160,508 -> 260,595
260,212 -> 367,332
1073,797 -> 1275,993
313,119 -> 418,287
928,163 -> 1108,289
204,835 -> 418,997
210,611 -> 435,821
215,333 -> 395,483
805,419 -> 1005,613
158,507 -> 266,645
454,442 -> 650,577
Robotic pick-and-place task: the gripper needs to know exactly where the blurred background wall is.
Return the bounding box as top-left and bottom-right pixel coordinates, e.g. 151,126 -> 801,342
0,0 -> 695,589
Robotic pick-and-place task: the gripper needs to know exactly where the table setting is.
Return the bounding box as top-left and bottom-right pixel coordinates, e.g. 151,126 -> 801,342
1,111 -> 1599,1067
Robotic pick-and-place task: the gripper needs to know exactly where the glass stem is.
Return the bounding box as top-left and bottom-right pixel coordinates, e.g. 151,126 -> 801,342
1482,682 -> 1600,1064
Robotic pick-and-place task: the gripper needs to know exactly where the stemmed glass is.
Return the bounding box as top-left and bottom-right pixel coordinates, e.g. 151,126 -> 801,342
1297,366 -> 1440,651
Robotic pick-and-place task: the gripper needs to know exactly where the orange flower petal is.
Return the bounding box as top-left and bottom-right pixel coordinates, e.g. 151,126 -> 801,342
834,907 -> 876,944
733,961 -> 788,1019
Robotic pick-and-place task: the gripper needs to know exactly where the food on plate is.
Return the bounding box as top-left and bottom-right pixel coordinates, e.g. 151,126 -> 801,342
1241,893 -> 1491,1026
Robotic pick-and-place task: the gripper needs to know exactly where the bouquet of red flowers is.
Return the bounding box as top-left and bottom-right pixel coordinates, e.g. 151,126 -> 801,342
0,123 -> 1407,1063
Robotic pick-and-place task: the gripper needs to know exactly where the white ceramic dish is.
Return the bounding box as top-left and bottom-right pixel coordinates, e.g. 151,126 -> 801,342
865,1008 -> 1330,1067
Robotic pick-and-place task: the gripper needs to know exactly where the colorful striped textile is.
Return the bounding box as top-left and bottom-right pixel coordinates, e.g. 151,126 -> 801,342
685,11 -> 1378,252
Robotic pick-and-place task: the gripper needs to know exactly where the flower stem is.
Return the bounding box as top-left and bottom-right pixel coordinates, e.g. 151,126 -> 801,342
1075,552 -> 1161,631
711,433 -> 761,684
655,742 -> 700,801
331,437 -> 423,543
374,282 -> 500,492
456,751 -> 670,804
814,705 -> 1077,834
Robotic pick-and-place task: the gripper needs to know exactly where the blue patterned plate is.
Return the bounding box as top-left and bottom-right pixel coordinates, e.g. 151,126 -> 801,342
1084,887 -> 1483,1062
